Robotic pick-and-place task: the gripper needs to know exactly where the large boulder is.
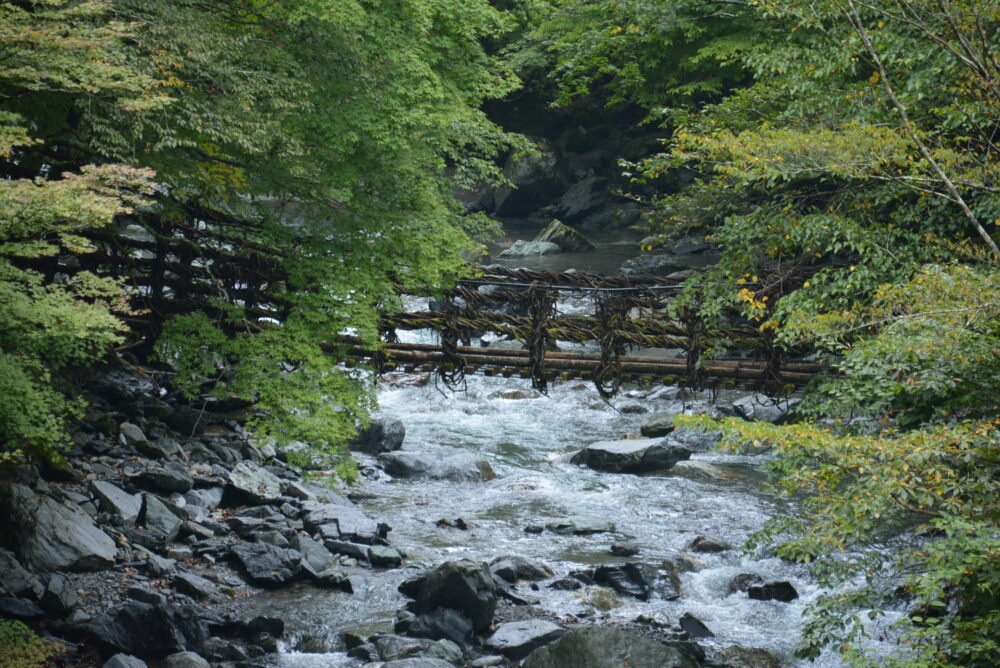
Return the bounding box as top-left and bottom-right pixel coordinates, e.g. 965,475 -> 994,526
499,240 -> 561,257
485,620 -> 565,660
379,452 -> 495,482
619,254 -> 686,276
141,494 -> 183,542
229,543 -> 302,587
78,600 -> 203,659
570,438 -> 691,473
592,563 -> 658,600
0,548 -> 41,597
489,555 -> 554,583
533,219 -> 595,252
639,414 -> 676,438
7,484 -> 117,572
402,559 -> 497,633
91,481 -> 142,528
303,503 -> 386,544
747,581 -> 799,602
522,626 -> 699,668
227,461 -> 283,504
731,395 -> 799,425
544,517 -> 614,535
348,416 -> 405,454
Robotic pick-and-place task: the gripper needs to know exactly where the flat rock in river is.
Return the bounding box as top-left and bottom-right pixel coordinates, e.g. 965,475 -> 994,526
523,626 -> 699,668
545,516 -> 614,535
485,620 -> 565,660
570,438 -> 691,473
379,451 -> 496,482
499,240 -> 561,257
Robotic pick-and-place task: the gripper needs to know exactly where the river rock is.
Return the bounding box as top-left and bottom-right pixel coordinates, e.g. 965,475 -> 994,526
679,611 -> 715,638
103,655 -> 147,668
381,659 -> 460,668
488,389 -> 541,400
731,395 -> 798,425
7,484 -> 117,572
141,493 -> 182,542
639,413 -> 676,437
667,427 -> 722,452
41,573 -> 78,614
570,438 -> 691,473
227,461 -> 283,504
79,600 -> 193,658
379,451 -> 496,482
522,626 -> 699,668
486,620 -> 565,660
545,516 -> 614,535
578,586 -> 623,611
229,543 -> 301,586
728,573 -> 765,593
408,607 -> 476,646
499,240 -> 561,257
0,597 -> 44,619
747,581 -> 799,602
91,481 -> 142,528
718,646 -> 784,668
162,652 -> 211,668
292,535 -> 334,574
0,548 -> 41,597
136,469 -> 194,494
619,254 -> 686,276
533,219 -> 594,252
369,545 -> 404,567
489,555 -> 554,583
688,535 -> 733,553
404,559 -> 497,632
348,415 -> 405,454
610,542 -> 639,557
593,563 -> 657,600
172,573 -> 217,600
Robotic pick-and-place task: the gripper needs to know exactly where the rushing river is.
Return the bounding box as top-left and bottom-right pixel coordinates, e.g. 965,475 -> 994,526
245,241 -> 900,667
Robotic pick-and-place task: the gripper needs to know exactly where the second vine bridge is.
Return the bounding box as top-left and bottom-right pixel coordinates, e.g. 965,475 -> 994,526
348,266 -> 820,398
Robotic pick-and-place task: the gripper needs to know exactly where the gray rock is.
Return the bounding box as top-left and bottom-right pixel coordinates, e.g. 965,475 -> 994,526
368,545 -> 404,568
141,494 -> 182,542
533,219 -> 594,252
7,484 -> 117,572
380,659 -> 459,668
523,626 -> 699,668
255,530 -> 290,548
80,600 -> 196,658
303,503 -> 385,544
348,415 -> 406,454
172,572 -> 217,600
324,539 -> 369,561
280,480 -> 317,501
133,440 -> 173,460
666,427 -> 722,452
486,620 -> 565,660
88,370 -> 156,404
639,413 -> 676,438
90,481 -> 142,528
718,646 -> 784,668
747,581 -> 799,602
688,535 -> 733,553
593,563 -> 657,600
679,611 -> 715,638
292,535 -> 333,574
619,254 -> 686,276
0,597 -> 44,619
404,559 -> 497,632
489,555 -> 554,583
545,516 -> 614,535
499,240 -> 561,257
42,573 -> 78,614
162,652 -> 210,668
227,461 -> 283,504
728,573 -> 765,593
313,568 -> 352,589
103,654 -> 147,668
426,638 -> 463,664
732,395 -> 799,425
408,607 -> 476,646
119,422 -> 147,444
136,469 -> 193,494
379,451 -> 496,482
0,547 -> 41,597
229,543 -> 302,586
571,438 -> 691,473
610,542 -> 639,557
184,487 -> 224,510
487,389 -> 541,400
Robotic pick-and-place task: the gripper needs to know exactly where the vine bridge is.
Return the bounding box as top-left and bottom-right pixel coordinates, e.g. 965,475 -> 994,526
354,266 -> 821,398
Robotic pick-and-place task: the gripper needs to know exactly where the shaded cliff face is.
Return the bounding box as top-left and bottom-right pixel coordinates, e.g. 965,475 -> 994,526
461,93 -> 689,234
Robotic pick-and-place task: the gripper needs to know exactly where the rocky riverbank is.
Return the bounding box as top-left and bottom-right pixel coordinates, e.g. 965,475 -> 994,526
1,366 -> 797,668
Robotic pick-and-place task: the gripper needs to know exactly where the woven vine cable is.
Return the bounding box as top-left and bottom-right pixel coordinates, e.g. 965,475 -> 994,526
592,293 -> 629,398
682,303 -> 706,391
526,283 -> 557,393
437,295 -> 467,390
